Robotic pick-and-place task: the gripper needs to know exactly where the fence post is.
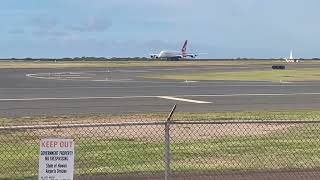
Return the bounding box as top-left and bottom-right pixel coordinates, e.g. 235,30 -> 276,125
164,104 -> 176,180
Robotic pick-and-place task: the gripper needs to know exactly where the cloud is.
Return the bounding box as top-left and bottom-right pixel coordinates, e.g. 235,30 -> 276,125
25,15 -> 112,38
30,16 -> 58,29
67,16 -> 112,32
32,29 -> 69,37
25,16 -> 66,37
8,29 -> 24,35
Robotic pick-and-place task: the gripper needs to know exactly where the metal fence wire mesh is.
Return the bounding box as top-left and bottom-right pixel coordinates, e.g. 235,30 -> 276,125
1,119 -> 320,179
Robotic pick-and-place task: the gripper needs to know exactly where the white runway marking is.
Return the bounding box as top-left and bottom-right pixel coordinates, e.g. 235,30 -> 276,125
184,80 -> 198,83
186,93 -> 320,97
0,96 -> 155,101
2,92 -> 320,101
26,72 -> 95,80
91,79 -> 133,82
2,84 -> 320,91
158,96 -> 212,104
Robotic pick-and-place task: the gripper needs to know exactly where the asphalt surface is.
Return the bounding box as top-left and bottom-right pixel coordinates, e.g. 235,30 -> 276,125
1,63 -> 320,117
2,63 -> 320,180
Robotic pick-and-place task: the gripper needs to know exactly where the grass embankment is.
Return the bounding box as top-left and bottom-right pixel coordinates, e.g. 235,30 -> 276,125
1,124 -> 320,178
1,111 -> 320,178
0,60 -> 299,69
2,110 -> 320,126
144,68 -> 320,82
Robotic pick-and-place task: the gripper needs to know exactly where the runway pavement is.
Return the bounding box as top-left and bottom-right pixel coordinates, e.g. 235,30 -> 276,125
1,63 -> 320,117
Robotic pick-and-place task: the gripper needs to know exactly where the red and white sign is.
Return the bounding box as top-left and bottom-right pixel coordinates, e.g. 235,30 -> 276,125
39,138 -> 74,180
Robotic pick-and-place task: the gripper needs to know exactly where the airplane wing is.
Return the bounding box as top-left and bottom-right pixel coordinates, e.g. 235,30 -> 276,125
184,53 -> 207,58
184,53 -> 197,58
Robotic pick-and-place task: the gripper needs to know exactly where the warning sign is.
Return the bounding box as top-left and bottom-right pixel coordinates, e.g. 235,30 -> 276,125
38,138 -> 74,180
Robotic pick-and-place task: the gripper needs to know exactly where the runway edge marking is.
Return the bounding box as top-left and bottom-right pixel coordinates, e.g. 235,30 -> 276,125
158,96 -> 212,104
2,92 -> 320,101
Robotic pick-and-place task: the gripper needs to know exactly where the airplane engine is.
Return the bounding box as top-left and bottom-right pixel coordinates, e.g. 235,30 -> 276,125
189,54 -> 198,58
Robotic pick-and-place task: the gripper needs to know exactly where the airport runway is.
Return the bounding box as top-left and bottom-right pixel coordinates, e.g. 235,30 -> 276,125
1,64 -> 320,117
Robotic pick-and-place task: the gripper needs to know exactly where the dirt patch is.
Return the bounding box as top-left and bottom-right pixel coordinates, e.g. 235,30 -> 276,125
30,123 -> 298,142
170,123 -> 298,140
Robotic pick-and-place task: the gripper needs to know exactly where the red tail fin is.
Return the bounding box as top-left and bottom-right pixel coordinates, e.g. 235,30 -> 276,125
181,40 -> 187,54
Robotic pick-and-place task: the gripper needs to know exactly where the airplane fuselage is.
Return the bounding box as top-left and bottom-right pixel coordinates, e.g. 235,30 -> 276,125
285,50 -> 298,63
150,40 -> 199,60
158,51 -> 183,58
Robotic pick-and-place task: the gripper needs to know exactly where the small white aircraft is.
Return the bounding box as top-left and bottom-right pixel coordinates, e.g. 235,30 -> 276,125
150,40 -> 204,60
285,50 -> 298,63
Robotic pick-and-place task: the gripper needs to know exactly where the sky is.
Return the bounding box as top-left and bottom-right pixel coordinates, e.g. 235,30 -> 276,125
1,0 -> 320,58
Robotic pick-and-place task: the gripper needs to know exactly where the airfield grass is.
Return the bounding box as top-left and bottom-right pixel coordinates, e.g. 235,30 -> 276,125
2,110 -> 320,126
1,111 -> 320,178
145,68 -> 320,82
0,60 -> 311,69
1,124 -> 320,178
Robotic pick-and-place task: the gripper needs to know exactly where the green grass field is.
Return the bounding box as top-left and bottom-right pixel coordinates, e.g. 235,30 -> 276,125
1,124 -> 320,179
1,111 -> 320,178
144,68 -> 320,82
2,110 -> 320,126
0,60 -> 312,69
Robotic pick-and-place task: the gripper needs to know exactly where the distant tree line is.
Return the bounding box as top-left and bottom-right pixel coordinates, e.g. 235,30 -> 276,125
0,57 -> 151,61
0,57 -> 319,61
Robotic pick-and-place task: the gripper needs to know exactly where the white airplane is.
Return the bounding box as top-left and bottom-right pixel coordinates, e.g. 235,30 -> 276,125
150,40 -> 203,60
285,50 -> 298,63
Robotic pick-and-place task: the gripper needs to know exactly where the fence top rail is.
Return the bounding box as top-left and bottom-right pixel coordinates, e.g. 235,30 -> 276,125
1,120 -> 320,131
0,121 -> 166,130
171,120 -> 320,125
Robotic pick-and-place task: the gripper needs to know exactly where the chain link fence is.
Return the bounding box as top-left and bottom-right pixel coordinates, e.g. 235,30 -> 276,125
1,117 -> 320,179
